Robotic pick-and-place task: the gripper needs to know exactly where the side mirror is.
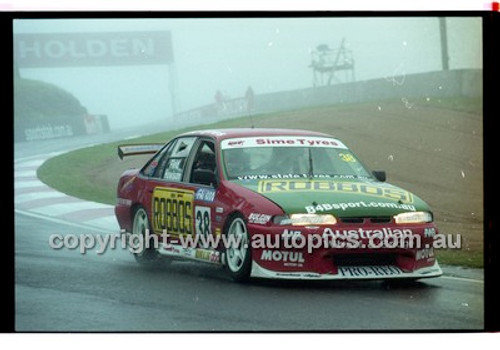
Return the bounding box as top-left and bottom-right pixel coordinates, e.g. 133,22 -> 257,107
372,170 -> 386,182
192,169 -> 218,187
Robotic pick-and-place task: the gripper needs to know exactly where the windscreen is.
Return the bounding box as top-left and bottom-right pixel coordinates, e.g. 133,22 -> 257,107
221,136 -> 372,180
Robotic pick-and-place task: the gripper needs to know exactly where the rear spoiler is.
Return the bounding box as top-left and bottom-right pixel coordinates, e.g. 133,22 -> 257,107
117,143 -> 164,160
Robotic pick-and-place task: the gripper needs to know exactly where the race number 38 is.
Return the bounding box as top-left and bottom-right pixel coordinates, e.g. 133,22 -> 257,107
152,187 -> 193,235
195,206 -> 211,236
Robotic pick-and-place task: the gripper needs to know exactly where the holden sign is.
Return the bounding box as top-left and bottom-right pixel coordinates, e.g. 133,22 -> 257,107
14,31 -> 174,68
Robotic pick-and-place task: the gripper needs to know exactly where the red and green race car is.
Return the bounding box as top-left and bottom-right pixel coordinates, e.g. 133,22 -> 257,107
115,128 -> 442,282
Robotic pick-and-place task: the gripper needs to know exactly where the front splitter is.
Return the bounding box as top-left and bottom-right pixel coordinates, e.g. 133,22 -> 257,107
251,260 -> 443,280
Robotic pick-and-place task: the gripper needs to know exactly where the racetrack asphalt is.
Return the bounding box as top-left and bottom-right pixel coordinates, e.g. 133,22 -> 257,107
15,210 -> 484,331
14,127 -> 484,331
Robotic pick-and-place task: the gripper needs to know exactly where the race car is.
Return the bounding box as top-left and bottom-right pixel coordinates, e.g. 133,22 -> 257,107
115,128 -> 442,282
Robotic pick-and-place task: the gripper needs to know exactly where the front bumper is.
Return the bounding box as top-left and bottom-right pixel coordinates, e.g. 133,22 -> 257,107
251,260 -> 443,280
247,221 -> 442,280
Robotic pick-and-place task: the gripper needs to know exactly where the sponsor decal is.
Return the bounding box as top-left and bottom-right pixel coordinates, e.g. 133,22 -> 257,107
338,152 -> 357,163
195,188 -> 216,202
14,31 -> 174,68
24,124 -> 74,141
216,207 -> 224,213
214,227 -> 222,236
338,265 -> 403,277
260,250 -> 305,265
248,213 -> 272,225
180,246 -> 194,257
275,272 -> 321,278
258,180 -> 414,203
195,206 -> 211,237
152,187 -> 193,236
306,201 -> 416,214
195,249 -> 221,263
416,248 -> 434,261
237,173 -> 362,180
160,242 -> 222,264
164,172 -> 182,181
161,244 -> 182,255
323,227 -> 413,239
168,158 -> 182,168
424,227 -> 436,238
117,198 -> 132,206
227,140 -> 244,147
221,136 -> 348,150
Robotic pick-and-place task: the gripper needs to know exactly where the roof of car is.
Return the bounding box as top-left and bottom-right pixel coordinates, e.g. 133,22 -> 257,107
178,128 -> 333,141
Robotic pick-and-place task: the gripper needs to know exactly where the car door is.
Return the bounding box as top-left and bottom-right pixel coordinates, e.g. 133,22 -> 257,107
186,138 -> 220,245
145,136 -> 222,250
145,136 -> 198,239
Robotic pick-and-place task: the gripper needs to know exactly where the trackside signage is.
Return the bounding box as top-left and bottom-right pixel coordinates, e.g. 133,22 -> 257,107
220,136 -> 348,149
14,31 -> 174,68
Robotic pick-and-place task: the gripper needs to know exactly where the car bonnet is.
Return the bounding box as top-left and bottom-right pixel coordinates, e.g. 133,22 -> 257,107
230,177 -> 430,217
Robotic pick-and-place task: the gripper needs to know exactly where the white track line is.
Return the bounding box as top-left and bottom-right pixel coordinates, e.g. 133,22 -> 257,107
84,216 -> 119,232
31,201 -> 113,216
123,135 -> 141,140
15,191 -> 67,204
15,181 -> 46,189
440,275 -> 484,284
14,170 -> 37,177
15,209 -> 117,234
14,152 -> 63,164
14,159 -> 46,168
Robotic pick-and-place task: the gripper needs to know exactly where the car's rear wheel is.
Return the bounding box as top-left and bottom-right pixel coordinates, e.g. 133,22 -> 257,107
224,214 -> 252,282
131,206 -> 163,266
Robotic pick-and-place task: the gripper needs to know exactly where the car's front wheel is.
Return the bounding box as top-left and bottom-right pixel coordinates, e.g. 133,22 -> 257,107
224,214 -> 252,282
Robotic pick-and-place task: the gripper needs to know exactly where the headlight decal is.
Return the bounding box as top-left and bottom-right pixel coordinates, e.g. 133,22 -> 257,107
393,211 -> 433,224
274,214 -> 337,226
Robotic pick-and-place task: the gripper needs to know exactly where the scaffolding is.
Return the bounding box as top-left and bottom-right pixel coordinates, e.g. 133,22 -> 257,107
309,38 -> 355,87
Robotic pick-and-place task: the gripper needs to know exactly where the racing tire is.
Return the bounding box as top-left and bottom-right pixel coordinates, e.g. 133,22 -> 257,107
224,213 -> 252,282
131,206 -> 170,267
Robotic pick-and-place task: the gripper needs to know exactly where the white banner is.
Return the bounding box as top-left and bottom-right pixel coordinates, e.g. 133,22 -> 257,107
221,136 -> 347,149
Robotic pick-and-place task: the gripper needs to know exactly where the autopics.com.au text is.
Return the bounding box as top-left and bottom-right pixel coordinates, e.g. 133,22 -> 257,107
48,228 -> 462,255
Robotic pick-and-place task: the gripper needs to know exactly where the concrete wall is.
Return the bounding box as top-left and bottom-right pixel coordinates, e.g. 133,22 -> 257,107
254,69 -> 482,114
174,69 -> 482,124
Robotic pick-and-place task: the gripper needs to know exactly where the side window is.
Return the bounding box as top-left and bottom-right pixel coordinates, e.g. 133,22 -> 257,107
161,137 -> 197,181
151,139 -> 178,178
141,142 -> 173,177
190,140 -> 217,185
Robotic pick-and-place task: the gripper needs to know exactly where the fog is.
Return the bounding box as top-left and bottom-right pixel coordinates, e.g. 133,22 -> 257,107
14,17 -> 482,130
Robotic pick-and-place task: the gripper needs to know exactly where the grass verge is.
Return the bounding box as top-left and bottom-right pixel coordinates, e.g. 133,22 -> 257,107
435,250 -> 483,269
